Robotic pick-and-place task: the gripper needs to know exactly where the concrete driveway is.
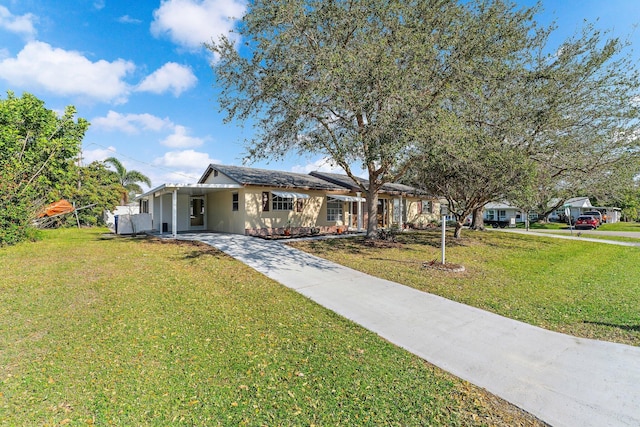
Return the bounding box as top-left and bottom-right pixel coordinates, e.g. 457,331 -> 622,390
176,232 -> 640,427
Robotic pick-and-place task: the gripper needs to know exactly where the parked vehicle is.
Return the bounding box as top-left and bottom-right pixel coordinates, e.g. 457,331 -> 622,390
575,215 -> 599,230
485,219 -> 510,228
583,211 -> 603,225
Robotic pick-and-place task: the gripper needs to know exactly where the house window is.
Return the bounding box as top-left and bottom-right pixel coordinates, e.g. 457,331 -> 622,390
327,198 -> 343,222
139,199 -> 149,214
214,170 -> 218,177
421,200 -> 432,214
272,195 -> 293,211
262,192 -> 270,211
296,199 -> 304,213
486,210 -> 496,221
232,192 -> 239,211
498,210 -> 507,220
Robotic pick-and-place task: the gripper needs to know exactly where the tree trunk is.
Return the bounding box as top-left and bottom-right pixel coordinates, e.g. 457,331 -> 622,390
454,221 -> 463,238
470,208 -> 485,230
365,187 -> 379,238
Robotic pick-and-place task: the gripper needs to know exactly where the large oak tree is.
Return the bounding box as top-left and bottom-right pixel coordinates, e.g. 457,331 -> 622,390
208,0 -> 534,237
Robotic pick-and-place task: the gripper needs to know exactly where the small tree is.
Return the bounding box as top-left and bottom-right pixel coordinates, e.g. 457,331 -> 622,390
0,92 -> 88,245
104,157 -> 152,204
52,161 -> 123,227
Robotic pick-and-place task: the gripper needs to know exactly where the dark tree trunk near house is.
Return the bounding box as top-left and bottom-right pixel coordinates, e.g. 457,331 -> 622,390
470,207 -> 485,230
365,187 -> 379,238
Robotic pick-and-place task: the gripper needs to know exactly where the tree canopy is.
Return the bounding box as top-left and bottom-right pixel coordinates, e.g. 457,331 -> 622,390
406,5 -> 640,236
0,92 -> 88,245
209,0 -> 529,236
104,157 -> 152,204
209,0 -> 639,237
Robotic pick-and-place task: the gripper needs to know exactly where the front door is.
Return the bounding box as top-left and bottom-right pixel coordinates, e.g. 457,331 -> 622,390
377,199 -> 388,227
190,197 -> 205,229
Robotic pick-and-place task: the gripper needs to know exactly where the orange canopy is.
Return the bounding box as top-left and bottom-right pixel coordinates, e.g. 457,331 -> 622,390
38,199 -> 75,218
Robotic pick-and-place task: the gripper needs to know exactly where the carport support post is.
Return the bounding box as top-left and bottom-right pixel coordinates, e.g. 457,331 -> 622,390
172,189 -> 178,238
357,192 -> 363,231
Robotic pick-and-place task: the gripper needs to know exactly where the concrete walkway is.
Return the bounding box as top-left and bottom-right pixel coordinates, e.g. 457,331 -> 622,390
176,233 -> 640,427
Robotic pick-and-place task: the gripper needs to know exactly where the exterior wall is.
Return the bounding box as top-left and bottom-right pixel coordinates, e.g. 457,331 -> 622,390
243,188 -> 330,235
202,170 -> 240,185
484,207 -> 525,223
404,197 -> 440,228
206,190 -> 246,234
115,213 -> 152,235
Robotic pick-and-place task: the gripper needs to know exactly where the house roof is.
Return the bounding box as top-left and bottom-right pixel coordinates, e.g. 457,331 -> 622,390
309,171 -> 430,197
200,164 -> 346,191
485,202 -> 519,210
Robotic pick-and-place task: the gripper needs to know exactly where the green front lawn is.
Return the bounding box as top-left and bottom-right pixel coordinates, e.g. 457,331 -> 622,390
290,231 -> 640,346
0,228 -> 543,426
599,221 -> 640,232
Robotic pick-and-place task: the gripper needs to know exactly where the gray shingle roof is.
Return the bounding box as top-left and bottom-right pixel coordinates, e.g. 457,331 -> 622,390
309,171 -> 430,197
200,164 -> 346,191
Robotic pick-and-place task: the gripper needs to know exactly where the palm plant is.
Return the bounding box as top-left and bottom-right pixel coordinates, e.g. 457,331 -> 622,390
104,157 -> 152,204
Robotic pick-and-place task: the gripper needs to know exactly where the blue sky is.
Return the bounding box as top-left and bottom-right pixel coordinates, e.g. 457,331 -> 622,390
1,0 -> 639,191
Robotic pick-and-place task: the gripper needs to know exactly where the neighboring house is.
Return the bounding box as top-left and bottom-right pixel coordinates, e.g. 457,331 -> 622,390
547,197 -> 621,224
483,202 -> 528,226
135,164 -> 440,237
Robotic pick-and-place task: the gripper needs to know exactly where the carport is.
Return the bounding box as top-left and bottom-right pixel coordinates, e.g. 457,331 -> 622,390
136,183 -> 242,238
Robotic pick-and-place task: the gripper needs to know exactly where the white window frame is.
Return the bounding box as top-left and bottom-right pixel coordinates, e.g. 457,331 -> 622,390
327,198 -> 343,222
272,195 -> 293,211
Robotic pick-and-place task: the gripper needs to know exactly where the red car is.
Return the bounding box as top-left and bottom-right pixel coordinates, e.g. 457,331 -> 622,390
575,215 -> 599,230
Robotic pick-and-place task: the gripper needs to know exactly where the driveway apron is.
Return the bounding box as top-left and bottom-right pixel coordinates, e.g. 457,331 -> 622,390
177,232 -> 640,427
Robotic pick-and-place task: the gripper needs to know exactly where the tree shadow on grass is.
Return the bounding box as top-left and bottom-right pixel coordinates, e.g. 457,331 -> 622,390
582,321 -> 640,333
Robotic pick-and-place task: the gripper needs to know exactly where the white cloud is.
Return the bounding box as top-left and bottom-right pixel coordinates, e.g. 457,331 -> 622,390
136,62 -> 197,96
150,0 -> 246,51
153,149 -> 220,182
92,111 -> 173,134
93,0 -> 106,10
0,6 -> 37,39
160,125 -> 205,148
92,111 -> 206,149
118,15 -> 142,24
291,157 -> 368,179
81,145 -> 116,164
291,157 -> 344,174
0,41 -> 134,104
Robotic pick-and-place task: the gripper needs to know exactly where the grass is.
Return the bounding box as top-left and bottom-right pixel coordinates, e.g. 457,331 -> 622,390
543,233 -> 640,243
289,231 -> 640,346
598,222 -> 640,232
0,228 -> 544,426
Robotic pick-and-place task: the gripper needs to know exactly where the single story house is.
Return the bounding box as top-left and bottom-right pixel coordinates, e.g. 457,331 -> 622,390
135,164 -> 441,237
483,202 -> 529,226
482,197 -> 621,226
547,197 -> 621,224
